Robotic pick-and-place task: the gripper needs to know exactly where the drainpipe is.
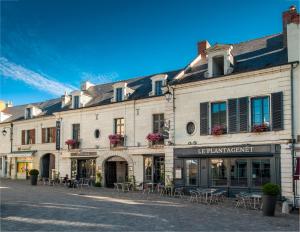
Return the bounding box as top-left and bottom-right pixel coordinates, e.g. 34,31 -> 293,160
290,62 -> 298,208
10,122 -> 13,153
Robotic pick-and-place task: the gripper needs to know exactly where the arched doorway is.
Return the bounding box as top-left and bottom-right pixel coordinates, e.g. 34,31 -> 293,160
105,156 -> 128,187
41,154 -> 55,178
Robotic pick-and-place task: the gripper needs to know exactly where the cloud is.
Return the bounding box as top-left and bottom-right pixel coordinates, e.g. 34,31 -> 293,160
0,57 -> 76,96
81,72 -> 119,84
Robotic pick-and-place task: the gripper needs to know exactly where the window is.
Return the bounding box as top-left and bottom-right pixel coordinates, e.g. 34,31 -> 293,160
212,56 -> 224,76
22,129 -> 35,145
116,88 -> 123,102
153,114 -> 164,133
252,159 -> 271,186
211,102 -> 227,132
211,159 -> 227,186
94,129 -> 100,138
154,80 -> 163,96
72,124 -> 80,141
144,157 -> 153,182
154,156 -> 165,183
114,118 -> 124,135
73,96 -> 80,109
42,127 -> 56,143
230,159 -> 248,186
26,108 -> 32,119
186,122 -> 195,135
185,159 -> 198,186
251,96 -> 270,127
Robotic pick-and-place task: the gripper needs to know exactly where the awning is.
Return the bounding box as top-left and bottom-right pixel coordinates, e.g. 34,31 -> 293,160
7,151 -> 35,158
294,157 -> 300,180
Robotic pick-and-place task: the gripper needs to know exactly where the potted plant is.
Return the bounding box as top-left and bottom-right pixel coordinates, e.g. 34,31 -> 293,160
146,133 -> 164,146
94,171 -> 102,187
252,123 -> 269,133
108,134 -> 124,148
212,125 -> 226,136
29,169 -> 39,185
65,139 -> 80,150
262,183 -> 280,216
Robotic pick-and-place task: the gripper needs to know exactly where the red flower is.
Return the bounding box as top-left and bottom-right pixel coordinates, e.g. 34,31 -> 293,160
252,123 -> 269,133
108,134 -> 123,144
212,125 -> 225,136
65,139 -> 76,145
146,133 -> 164,142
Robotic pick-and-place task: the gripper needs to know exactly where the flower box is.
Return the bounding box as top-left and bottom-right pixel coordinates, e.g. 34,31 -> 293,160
65,139 -> 80,150
109,134 -> 125,149
211,125 -> 226,136
146,133 -> 164,147
252,123 -> 269,133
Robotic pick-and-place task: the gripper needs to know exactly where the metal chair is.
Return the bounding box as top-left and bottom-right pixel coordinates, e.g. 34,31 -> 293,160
174,187 -> 184,198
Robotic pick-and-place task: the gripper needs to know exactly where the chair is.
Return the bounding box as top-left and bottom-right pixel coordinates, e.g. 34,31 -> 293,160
80,179 -> 90,189
189,190 -> 199,203
235,192 -> 251,208
174,187 -> 184,198
114,183 -> 119,192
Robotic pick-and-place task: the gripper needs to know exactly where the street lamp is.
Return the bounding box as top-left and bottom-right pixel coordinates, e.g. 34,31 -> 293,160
2,129 -> 7,136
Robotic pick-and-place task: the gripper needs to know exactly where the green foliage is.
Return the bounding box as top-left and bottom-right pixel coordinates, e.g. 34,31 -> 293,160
29,169 -> 39,176
96,171 -> 102,183
94,182 -> 102,187
262,183 -> 280,196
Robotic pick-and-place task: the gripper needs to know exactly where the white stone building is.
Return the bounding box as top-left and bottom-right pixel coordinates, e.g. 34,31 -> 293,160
0,6 -> 299,206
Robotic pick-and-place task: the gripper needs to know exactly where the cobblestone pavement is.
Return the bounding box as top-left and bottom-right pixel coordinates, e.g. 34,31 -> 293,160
0,179 -> 299,231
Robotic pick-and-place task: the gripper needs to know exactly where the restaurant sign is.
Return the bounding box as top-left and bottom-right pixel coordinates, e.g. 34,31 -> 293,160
174,144 -> 279,157
56,121 -> 61,150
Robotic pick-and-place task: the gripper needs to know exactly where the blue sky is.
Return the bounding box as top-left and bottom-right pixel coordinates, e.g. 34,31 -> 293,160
0,0 -> 299,106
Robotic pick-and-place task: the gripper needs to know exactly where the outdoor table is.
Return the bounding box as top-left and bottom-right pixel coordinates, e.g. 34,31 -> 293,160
250,193 -> 262,209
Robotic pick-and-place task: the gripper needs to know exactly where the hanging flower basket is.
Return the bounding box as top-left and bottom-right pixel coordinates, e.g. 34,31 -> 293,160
146,133 -> 164,146
108,134 -> 124,148
252,123 -> 269,133
212,125 -> 226,136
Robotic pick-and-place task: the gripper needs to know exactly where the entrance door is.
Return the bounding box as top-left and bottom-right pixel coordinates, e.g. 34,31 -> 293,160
77,159 -> 96,179
105,162 -> 117,187
41,155 -> 50,178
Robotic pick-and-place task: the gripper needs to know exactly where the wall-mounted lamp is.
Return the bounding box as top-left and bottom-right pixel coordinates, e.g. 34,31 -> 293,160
2,129 -> 7,136
164,85 -> 172,102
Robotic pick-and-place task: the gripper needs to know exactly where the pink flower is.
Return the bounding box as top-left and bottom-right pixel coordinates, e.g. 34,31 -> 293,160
65,139 -> 76,145
212,125 -> 225,136
146,133 -> 164,142
108,134 -> 123,144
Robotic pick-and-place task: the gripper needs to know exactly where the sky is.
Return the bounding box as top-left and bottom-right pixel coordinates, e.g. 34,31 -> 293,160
0,0 -> 299,106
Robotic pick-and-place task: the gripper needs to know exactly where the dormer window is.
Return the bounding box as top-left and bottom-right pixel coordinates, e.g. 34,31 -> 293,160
212,56 -> 224,76
26,108 -> 32,119
116,87 -> 124,102
112,82 -> 134,102
73,96 -> 80,109
150,74 -> 167,96
154,80 -> 163,96
206,44 -> 233,78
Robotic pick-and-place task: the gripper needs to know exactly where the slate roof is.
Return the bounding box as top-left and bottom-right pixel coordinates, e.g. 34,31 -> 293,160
1,33 -> 289,123
172,33 -> 288,85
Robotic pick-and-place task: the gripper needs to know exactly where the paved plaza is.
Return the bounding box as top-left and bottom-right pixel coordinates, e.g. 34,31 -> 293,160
0,179 -> 299,231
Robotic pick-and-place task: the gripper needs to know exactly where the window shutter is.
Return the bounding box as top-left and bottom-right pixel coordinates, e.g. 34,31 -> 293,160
200,102 -> 209,135
239,97 -> 249,132
21,130 -> 25,145
272,92 -> 283,130
42,128 -> 46,143
52,127 -> 56,143
228,99 -> 237,133
31,129 -> 36,144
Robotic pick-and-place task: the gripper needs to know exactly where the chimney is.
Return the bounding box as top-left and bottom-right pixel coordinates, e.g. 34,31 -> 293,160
61,92 -> 71,108
6,101 -> 13,108
282,5 -> 300,47
197,40 -> 211,62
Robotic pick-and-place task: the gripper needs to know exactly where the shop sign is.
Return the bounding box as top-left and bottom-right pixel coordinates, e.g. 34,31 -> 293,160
56,121 -> 61,150
174,144 -> 278,157
71,152 -> 97,157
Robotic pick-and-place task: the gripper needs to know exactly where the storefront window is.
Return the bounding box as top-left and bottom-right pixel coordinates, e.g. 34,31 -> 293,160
252,159 -> 271,186
230,159 -> 247,186
17,162 -> 32,174
211,159 -> 227,186
185,159 -> 198,186
144,157 -> 153,182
